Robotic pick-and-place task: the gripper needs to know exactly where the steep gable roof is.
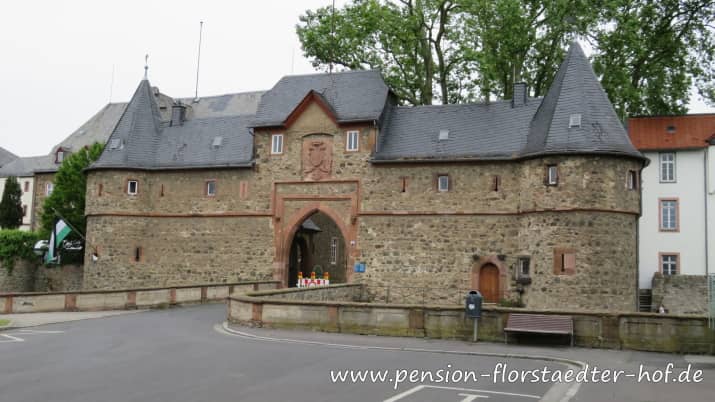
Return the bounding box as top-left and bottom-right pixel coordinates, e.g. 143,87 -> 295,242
374,41 -> 644,163
251,70 -> 390,127
523,42 -> 642,159
0,147 -> 18,167
91,79 -> 258,171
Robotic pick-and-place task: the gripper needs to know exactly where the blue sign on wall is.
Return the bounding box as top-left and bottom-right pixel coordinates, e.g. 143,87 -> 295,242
354,262 -> 366,273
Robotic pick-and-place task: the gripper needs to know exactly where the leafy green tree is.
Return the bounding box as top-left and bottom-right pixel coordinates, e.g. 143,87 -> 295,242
0,230 -> 40,272
0,176 -> 23,229
40,143 -> 104,239
592,0 -> 715,119
297,0 -> 715,117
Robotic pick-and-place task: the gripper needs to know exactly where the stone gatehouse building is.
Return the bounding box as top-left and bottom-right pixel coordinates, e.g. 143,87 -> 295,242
84,42 -> 645,311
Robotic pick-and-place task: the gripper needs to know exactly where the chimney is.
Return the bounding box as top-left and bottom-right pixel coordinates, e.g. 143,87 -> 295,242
512,82 -> 527,108
170,101 -> 186,126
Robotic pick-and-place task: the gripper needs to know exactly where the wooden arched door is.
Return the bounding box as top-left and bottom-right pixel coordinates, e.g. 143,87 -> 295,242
479,263 -> 500,303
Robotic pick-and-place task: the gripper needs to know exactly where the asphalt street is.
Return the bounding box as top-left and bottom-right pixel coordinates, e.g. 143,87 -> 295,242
0,304 -> 713,402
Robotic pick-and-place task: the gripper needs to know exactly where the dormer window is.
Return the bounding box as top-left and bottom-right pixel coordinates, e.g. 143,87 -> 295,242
55,149 -> 66,164
568,114 -> 582,128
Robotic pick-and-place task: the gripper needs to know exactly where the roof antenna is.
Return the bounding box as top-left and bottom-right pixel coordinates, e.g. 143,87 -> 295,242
194,21 -> 204,102
144,54 -> 149,80
109,64 -> 115,103
329,0 -> 335,74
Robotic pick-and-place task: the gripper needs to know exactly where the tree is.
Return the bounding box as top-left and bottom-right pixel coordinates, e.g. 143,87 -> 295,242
40,143 -> 104,239
592,0 -> 715,119
0,176 -> 23,229
297,0 -> 468,105
297,0 -> 715,116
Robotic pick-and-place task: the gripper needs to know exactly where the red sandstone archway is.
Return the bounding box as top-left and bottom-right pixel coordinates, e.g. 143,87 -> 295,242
471,255 -> 508,303
279,204 -> 354,287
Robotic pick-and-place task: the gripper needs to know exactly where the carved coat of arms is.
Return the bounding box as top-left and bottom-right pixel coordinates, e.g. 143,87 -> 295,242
302,139 -> 333,181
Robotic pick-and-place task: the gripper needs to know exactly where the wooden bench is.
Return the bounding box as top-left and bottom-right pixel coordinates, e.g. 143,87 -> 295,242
504,313 -> 574,346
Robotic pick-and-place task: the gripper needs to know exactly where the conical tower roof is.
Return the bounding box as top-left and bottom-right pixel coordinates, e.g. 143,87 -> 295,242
92,78 -> 163,168
523,42 -> 643,159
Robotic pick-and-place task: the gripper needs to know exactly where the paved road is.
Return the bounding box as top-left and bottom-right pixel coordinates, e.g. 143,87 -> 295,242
0,304 -> 713,402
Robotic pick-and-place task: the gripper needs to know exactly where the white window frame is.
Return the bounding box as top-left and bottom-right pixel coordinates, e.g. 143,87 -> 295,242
56,150 -> 65,163
346,130 -> 359,151
206,180 -> 216,197
271,134 -> 284,155
659,152 -> 676,182
330,237 -> 338,265
45,182 -> 54,196
568,114 -> 582,128
127,180 -> 138,195
661,254 -> 678,276
660,199 -> 678,231
437,175 -> 450,192
627,170 -> 638,190
547,165 -> 559,186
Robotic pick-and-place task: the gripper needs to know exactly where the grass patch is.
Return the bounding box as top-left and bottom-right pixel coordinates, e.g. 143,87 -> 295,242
0,319 -> 10,327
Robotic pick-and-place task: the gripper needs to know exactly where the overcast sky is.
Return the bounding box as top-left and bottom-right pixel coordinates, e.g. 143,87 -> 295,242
0,0 -> 712,157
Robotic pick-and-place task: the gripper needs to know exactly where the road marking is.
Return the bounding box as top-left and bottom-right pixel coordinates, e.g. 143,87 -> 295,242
217,323 -> 584,402
0,334 -> 25,343
382,385 -> 425,402
458,393 -> 489,401
16,329 -> 65,334
383,384 -> 538,401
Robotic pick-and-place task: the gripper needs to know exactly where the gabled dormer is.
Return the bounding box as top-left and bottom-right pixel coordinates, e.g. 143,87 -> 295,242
55,147 -> 69,164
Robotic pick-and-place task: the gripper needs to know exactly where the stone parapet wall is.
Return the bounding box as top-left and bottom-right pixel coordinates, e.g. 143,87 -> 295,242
652,274 -> 709,315
1,280 -> 279,314
229,289 -> 714,354
248,284 -> 366,302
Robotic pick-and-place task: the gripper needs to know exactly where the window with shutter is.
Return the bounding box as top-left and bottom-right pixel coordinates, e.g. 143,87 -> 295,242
553,248 -> 576,275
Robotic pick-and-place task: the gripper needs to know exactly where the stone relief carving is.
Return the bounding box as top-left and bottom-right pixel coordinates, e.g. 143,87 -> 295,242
302,137 -> 333,180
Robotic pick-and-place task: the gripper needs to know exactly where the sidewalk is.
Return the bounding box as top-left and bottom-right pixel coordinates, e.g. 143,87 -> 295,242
0,310 -> 144,331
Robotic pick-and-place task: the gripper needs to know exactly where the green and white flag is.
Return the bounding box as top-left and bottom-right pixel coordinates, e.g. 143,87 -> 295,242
45,219 -> 72,264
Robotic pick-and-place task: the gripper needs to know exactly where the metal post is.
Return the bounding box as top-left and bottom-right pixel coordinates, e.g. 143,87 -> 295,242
472,318 -> 478,342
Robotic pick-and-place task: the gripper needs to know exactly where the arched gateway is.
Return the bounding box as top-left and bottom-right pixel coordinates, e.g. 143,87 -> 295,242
281,207 -> 352,287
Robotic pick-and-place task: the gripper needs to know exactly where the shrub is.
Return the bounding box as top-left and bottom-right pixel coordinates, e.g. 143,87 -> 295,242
0,229 -> 40,272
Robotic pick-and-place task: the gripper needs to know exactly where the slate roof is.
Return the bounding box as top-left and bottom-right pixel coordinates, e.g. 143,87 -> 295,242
374,42 -> 643,162
0,155 -> 53,177
0,147 -> 18,167
522,42 -> 642,159
178,91 -> 264,119
374,100 -> 541,161
251,70 -> 390,127
91,79 -> 258,170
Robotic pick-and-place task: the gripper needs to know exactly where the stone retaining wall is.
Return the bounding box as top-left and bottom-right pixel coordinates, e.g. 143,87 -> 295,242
0,261 -> 84,293
229,285 -> 715,354
0,260 -> 36,293
1,280 -> 279,314
651,274 -> 709,315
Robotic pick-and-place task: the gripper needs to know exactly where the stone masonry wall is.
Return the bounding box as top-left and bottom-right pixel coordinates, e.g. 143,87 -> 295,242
0,260 -> 36,293
652,274 -> 709,315
34,264 -> 84,292
84,98 -> 642,311
83,215 -> 274,290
